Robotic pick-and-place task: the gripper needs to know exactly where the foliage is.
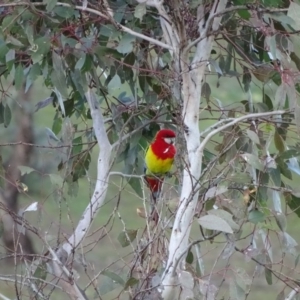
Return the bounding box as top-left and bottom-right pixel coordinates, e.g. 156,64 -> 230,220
0,0 -> 300,299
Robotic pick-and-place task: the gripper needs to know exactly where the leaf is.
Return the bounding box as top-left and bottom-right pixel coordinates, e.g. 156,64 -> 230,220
4,104 -> 12,128
24,202 -> 38,212
269,168 -> 281,186
276,290 -> 285,300
18,166 -> 35,175
246,129 -> 260,145
53,87 -> 66,117
288,2 -> 300,30
51,51 -> 68,98
72,136 -> 83,155
209,59 -> 223,75
49,174 -> 63,186
242,67 -> 251,92
229,278 -> 245,300
201,82 -> 211,101
241,153 -> 264,171
248,210 -> 265,224
117,229 -> 137,247
198,215 -> 233,234
280,232 -> 298,254
285,193 -> 300,218
14,64 -> 24,90
134,3 -> 146,21
45,127 -> 60,142
33,261 -> 47,289
287,159 -> 300,175
101,270 -> 124,286
204,186 -> 228,201
186,250 -> 194,264
129,177 -> 143,198
45,0 -> 58,12
124,277 -> 139,290
274,130 -> 285,153
295,105 -> 300,136
35,96 -> 53,112
228,172 -> 252,184
52,116 -> 62,135
275,213 -> 287,232
0,102 -> 4,124
208,209 -> 239,230
107,74 -> 121,94
265,254 -> 272,285
116,34 -> 135,54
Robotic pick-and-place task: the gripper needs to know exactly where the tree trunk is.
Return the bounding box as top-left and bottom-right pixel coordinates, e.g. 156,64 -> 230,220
1,85 -> 36,261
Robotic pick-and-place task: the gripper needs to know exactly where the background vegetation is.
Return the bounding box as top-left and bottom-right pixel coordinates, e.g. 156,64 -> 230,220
1,0 -> 300,299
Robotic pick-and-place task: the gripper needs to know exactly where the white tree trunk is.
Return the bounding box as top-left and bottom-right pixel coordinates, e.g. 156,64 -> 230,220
161,1 -> 226,298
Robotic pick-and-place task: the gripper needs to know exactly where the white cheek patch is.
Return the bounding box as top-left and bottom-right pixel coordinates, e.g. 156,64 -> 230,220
164,137 -> 175,144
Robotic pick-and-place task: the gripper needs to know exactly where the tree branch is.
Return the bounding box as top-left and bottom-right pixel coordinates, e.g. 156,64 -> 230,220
0,2 -> 174,51
198,110 -> 286,155
61,87 -> 112,255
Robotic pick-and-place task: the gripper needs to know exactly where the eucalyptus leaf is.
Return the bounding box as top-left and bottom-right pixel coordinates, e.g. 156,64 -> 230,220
198,215 -> 233,234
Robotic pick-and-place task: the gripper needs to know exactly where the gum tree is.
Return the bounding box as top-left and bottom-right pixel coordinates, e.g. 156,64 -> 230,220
0,0 -> 300,299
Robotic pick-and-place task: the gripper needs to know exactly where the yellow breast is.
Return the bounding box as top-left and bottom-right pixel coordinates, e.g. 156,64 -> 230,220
145,146 -> 174,175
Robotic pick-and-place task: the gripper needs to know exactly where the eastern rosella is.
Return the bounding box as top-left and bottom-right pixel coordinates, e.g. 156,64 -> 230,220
144,129 -> 176,203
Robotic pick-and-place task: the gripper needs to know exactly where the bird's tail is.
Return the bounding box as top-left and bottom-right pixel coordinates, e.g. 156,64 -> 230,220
144,175 -> 164,222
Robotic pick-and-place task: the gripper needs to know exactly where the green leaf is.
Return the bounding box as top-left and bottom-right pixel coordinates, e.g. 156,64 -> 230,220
228,172 -> 252,184
49,174 -> 64,186
116,34 -> 135,54
52,51 -> 68,98
186,250 -> 194,264
275,213 -> 287,231
201,82 -> 211,101
274,130 -> 285,153
285,193 -> 300,218
4,104 -> 12,128
45,0 -> 58,11
33,261 -> 48,289
0,102 -> 4,124
128,177 -> 143,198
101,270 -> 125,286
280,149 -> 300,160
265,254 -> 273,285
198,215 -> 233,233
107,74 -> 121,94
18,166 -> 35,175
241,153 -> 264,171
288,2 -> 300,30
248,210 -> 265,224
269,168 -> 281,186
124,277 -> 139,290
72,136 -> 83,155
134,4 -> 146,21
208,209 -> 239,230
246,129 -> 260,145
14,64 -> 24,90
75,55 -> 86,70
52,116 -> 62,135
53,6 -> 75,18
117,229 -> 138,247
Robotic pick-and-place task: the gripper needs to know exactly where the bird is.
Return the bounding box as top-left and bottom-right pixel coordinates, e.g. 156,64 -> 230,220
144,129 -> 176,219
